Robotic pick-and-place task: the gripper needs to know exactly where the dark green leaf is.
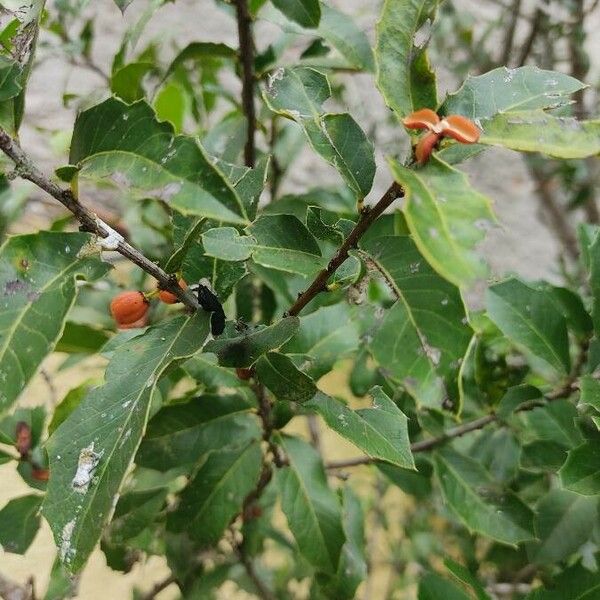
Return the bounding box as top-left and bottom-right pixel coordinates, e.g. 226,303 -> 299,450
107,488 -> 168,544
272,0 -> 321,28
110,62 -> 153,102
378,456 -> 433,499
306,388 -> 415,468
43,313 -> 211,571
444,558 -> 491,600
136,394 -> 261,471
418,572 -> 471,600
282,303 -> 360,379
496,385 -> 542,419
0,494 -> 42,554
164,42 -> 236,80
486,277 -> 571,376
375,0 -> 438,118
526,562 -> 600,599
275,434 -> 345,573
559,441 -> 600,495
434,447 -> 535,545
530,489 -> 598,564
205,317 -> 300,367
0,232 -> 108,413
0,55 -> 22,102
48,382 -> 93,437
167,441 -> 262,546
579,376 -> 600,413
522,401 -> 583,448
248,214 -> 325,277
202,227 -> 255,261
362,235 -> 472,410
255,351 -> 317,403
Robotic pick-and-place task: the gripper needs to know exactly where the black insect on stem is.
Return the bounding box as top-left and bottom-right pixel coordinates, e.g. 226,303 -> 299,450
190,281 -> 226,335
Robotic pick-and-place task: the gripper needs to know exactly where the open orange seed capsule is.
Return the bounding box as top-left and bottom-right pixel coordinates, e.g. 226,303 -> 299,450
440,114 -> 480,144
402,108 -> 441,131
415,131 -> 441,165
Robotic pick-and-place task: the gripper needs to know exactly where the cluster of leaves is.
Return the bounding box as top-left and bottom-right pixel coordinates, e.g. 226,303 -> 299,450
0,0 -> 599,598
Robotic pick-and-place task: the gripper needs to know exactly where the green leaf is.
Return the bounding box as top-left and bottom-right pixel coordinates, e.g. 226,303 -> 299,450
153,81 -> 187,132
306,388 -> 415,468
559,441 -> 600,495
136,394 -> 261,471
272,0 -> 320,28
164,42 -> 236,80
107,488 -> 168,545
419,572 -> 471,600
255,352 -> 317,403
248,214 -> 325,277
378,456 -> 433,499
434,447 -> 535,545
588,230 -> 600,337
486,277 -> 571,376
362,235 -> 472,410
281,303 -> 359,378
48,382 -> 93,437
579,375 -> 600,413
263,67 -> 375,199
167,441 -> 262,546
0,494 -> 42,554
529,489 -> 598,564
480,111 -> 600,159
205,317 -> 300,367
318,3 -> 374,72
275,434 -> 345,573
526,562 -> 600,600
441,67 -> 585,120
110,62 -> 153,102
444,559 -> 491,600
201,227 -> 256,261
389,156 -> 495,288
496,384 -> 542,419
0,55 -> 22,102
375,0 -> 438,119
522,400 -> 583,448
43,312 -> 211,572
69,98 -> 248,224
317,486 -> 367,599
55,322 -> 109,354
0,232 -> 108,413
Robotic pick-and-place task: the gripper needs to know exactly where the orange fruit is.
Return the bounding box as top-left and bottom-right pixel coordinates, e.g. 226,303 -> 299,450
110,291 -> 149,327
158,279 -> 187,304
402,108 -> 441,131
440,114 -> 480,144
415,131 -> 441,164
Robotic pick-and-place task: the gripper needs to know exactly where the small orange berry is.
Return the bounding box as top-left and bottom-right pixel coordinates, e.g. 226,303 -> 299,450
110,291 -> 149,327
158,279 -> 188,304
440,114 -> 480,144
402,108 -> 441,131
415,131 -> 441,165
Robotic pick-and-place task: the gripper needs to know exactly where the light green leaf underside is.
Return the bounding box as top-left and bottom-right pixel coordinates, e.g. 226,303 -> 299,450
389,156 -> 495,288
70,97 -> 247,224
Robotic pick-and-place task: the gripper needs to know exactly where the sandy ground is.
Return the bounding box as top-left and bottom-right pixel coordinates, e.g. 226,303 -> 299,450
1,0 -> 599,598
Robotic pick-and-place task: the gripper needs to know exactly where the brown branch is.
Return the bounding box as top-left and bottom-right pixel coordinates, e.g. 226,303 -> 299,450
0,129 -> 200,311
500,0 -> 522,66
234,0 -> 256,168
233,542 -> 277,600
517,6 -> 546,66
287,182 -> 404,316
140,574 -> 177,600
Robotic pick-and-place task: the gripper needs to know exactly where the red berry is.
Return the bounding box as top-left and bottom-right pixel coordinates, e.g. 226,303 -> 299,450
110,291 -> 149,328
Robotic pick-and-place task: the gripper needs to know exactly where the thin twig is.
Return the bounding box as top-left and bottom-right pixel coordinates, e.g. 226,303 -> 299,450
233,542 -> 277,600
307,414 -> 322,453
287,182 -> 404,316
140,574 -> 177,600
500,0 -> 522,66
0,129 -> 199,311
517,6 -> 545,66
326,363 -> 582,470
234,0 -> 256,168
